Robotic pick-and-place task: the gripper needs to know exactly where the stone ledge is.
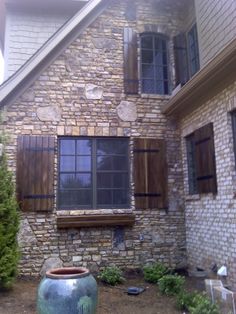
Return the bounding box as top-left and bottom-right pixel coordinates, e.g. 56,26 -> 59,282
57,213 -> 135,228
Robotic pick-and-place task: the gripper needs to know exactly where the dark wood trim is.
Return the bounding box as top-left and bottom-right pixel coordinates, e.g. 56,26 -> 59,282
57,213 -> 135,228
162,38 -> 236,118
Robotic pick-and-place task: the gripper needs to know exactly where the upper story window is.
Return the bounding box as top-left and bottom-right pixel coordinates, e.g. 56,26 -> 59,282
174,23 -> 200,87
140,33 -> 169,95
187,24 -> 200,77
58,137 -> 130,209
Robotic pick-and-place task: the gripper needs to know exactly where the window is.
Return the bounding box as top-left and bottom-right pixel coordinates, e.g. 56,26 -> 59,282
187,24 -> 200,77
58,137 -> 129,209
186,123 -> 217,195
140,33 -> 169,95
174,23 -> 200,86
231,110 -> 236,165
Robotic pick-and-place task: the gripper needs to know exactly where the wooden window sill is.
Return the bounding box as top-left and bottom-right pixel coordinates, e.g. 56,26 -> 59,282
57,213 -> 135,228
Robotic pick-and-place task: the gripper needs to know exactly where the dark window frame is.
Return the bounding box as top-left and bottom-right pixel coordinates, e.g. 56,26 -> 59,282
231,110 -> 236,166
186,133 -> 198,194
187,23 -> 200,77
140,32 -> 169,95
58,137 -> 130,210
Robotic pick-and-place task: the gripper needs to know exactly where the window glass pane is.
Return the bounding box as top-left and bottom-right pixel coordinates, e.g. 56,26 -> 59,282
113,190 -> 128,205
161,39 -> 167,50
113,173 -> 128,188
164,81 -> 169,95
142,79 -> 155,93
77,156 -> 91,171
141,36 -> 153,49
77,140 -> 92,155
60,156 -> 75,172
155,37 -> 162,50
156,81 -> 164,94
97,156 -> 112,170
60,174 -> 76,189
97,139 -> 128,155
141,50 -> 153,64
154,51 -> 164,66
97,190 -> 112,206
142,64 -> 154,79
77,190 -> 92,206
60,140 -> 75,155
186,134 -> 197,194
113,156 -> 127,170
59,191 -> 79,207
75,174 -> 91,188
97,173 -> 112,188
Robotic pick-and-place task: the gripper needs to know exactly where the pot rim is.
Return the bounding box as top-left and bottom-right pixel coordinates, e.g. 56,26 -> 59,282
46,267 -> 90,279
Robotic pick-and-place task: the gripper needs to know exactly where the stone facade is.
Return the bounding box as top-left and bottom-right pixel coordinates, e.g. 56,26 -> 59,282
180,82 -> 236,288
0,0 -> 187,276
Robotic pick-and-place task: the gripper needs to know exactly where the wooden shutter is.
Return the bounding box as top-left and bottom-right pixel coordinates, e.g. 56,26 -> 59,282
194,123 -> 217,194
123,27 -> 138,94
173,33 -> 189,86
17,135 -> 55,211
133,138 -> 168,209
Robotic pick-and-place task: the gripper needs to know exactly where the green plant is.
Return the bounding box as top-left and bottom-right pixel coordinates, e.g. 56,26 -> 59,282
143,262 -> 169,283
189,293 -> 220,314
176,290 -> 198,311
98,266 -> 124,286
158,274 -> 185,296
0,141 -> 20,290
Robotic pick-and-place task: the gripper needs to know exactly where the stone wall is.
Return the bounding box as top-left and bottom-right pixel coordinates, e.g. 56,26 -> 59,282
1,0 -> 186,276
179,81 -> 236,288
195,0 -> 236,66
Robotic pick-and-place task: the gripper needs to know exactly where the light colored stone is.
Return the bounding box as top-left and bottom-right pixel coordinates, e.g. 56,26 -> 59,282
37,105 -> 61,122
92,38 -> 118,50
117,101 -> 137,122
85,84 -> 103,100
17,218 -> 37,246
40,257 -> 63,276
0,143 -> 3,157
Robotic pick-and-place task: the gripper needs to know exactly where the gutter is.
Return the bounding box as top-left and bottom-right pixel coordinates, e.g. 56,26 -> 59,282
162,38 -> 236,118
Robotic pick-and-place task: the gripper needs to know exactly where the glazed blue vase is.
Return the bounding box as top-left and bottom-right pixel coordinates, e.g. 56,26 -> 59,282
37,267 -> 98,314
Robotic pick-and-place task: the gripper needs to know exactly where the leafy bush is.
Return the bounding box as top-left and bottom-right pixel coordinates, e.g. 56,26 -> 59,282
189,293 -> 220,314
0,148 -> 20,290
98,266 -> 124,286
143,262 -> 169,283
176,290 -> 198,311
158,274 -> 185,296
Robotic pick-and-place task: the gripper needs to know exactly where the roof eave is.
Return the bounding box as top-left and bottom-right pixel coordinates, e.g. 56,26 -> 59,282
0,0 -> 110,108
162,38 -> 236,118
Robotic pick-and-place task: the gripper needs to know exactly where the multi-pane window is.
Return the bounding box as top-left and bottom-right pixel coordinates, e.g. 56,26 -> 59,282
231,110 -> 236,165
141,33 -> 169,95
58,137 -> 129,209
187,24 -> 200,77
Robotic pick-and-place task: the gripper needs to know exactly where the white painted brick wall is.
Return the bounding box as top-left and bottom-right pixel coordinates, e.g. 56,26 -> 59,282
195,0 -> 236,66
4,10 -> 72,79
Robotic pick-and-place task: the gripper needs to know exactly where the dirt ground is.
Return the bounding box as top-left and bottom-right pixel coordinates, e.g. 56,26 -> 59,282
0,275 -> 204,314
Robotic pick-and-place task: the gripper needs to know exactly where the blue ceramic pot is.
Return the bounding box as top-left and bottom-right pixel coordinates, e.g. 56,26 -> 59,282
37,267 -> 98,314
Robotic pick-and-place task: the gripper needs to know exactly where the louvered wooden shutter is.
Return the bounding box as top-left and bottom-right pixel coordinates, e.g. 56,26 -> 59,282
17,135 -> 55,211
195,123 -> 217,194
123,27 -> 138,94
133,138 -> 168,209
173,33 -> 189,86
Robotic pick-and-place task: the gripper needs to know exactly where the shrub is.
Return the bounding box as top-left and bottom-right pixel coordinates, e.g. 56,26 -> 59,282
143,262 -> 169,283
158,274 -> 185,296
0,148 -> 20,290
189,293 -> 220,314
176,290 -> 198,311
98,266 -> 124,286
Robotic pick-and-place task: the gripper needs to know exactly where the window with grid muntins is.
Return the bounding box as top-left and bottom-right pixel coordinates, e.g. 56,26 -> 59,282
58,137 -> 129,209
188,24 -> 200,77
141,33 -> 169,95
186,133 -> 198,194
